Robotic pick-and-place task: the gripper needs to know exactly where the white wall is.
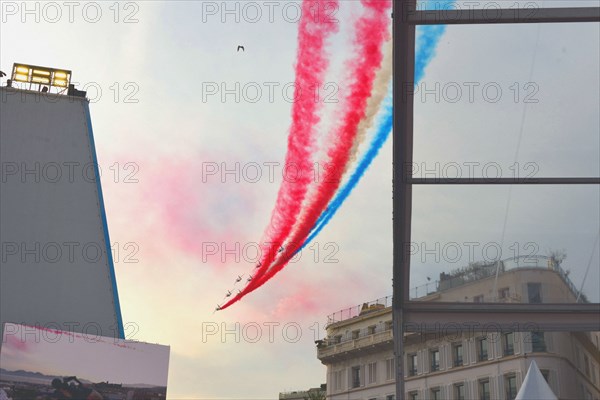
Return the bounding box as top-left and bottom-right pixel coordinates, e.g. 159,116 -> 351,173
0,87 -> 122,340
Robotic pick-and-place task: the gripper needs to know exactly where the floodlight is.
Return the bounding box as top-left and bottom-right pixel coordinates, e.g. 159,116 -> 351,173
11,63 -> 72,93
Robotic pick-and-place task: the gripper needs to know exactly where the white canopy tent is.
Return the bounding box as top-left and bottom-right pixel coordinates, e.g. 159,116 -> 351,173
515,360 -> 559,400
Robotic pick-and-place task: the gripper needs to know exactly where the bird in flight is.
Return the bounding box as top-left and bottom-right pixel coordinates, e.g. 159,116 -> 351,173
237,45 -> 245,52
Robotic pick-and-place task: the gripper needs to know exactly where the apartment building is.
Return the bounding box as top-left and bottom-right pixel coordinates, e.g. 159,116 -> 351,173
316,256 -> 600,399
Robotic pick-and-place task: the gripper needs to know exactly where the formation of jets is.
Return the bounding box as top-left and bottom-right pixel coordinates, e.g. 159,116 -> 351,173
218,244 -> 290,311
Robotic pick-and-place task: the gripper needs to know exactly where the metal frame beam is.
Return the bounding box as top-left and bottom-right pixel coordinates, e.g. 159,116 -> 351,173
404,302 -> 600,332
393,0 -> 416,396
404,7 -> 600,25
409,177 -> 600,184
392,1 -> 600,398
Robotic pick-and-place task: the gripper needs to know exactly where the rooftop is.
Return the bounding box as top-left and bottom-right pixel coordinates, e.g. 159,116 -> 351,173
325,255 -> 586,326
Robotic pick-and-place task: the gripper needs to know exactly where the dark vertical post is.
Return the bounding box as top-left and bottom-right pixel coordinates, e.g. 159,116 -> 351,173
393,0 -> 416,398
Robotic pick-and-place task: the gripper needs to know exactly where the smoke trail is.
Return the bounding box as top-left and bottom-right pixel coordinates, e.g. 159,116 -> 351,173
305,94 -> 392,248
311,39 -> 391,231
222,0 -> 453,310
347,39 -> 393,168
221,1 -> 391,310
238,0 -> 339,289
246,0 -> 392,293
302,7 -> 453,251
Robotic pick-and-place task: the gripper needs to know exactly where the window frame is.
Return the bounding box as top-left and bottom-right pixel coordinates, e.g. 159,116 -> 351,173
503,332 -> 515,356
505,374 -> 517,400
453,342 -> 464,366
479,378 -> 491,400
430,348 -> 440,372
351,365 -> 361,388
407,353 -> 418,376
531,331 -> 547,352
391,2 -> 600,397
386,357 -> 395,381
454,383 -> 465,400
368,361 -> 378,384
477,336 -> 489,361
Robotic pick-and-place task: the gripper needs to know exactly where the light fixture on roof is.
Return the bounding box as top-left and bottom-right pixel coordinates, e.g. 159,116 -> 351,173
11,63 -> 72,93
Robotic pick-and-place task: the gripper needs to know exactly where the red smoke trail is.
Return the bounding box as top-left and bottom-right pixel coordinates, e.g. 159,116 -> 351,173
220,0 -> 339,309
222,0 -> 391,310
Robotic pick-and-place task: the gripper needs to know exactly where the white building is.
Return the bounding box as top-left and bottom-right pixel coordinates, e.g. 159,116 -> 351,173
317,256 -> 600,400
0,65 -> 124,339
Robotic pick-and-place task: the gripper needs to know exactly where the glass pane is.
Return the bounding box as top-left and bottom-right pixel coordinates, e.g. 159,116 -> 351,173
413,22 -> 600,178
410,185 -> 600,303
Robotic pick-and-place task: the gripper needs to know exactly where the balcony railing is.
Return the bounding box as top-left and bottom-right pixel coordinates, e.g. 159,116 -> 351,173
326,295 -> 392,325
317,329 -> 393,359
325,255 -> 587,327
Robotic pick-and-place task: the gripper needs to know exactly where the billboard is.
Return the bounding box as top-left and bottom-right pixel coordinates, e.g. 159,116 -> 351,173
0,323 -> 169,400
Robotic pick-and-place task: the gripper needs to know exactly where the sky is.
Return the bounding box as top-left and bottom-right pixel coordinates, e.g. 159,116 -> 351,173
1,0 -> 599,398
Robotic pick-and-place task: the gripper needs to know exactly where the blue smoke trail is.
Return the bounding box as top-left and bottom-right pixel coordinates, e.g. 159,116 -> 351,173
296,2 -> 452,254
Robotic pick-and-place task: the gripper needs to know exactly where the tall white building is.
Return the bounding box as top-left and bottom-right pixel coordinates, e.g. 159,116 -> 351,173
0,65 -> 123,339
316,256 -> 600,400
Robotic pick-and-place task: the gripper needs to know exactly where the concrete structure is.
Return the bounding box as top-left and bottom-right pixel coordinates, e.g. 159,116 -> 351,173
279,385 -> 326,400
317,257 -> 600,399
0,84 -> 123,339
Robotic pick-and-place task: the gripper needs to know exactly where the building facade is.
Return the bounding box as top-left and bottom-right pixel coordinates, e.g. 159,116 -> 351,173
316,257 -> 600,400
279,385 -> 327,400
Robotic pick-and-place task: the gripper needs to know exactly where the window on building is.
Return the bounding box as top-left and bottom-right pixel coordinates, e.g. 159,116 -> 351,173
368,325 -> 376,335
332,370 -> 343,392
531,332 -> 546,352
407,353 -> 417,376
430,388 -> 441,400
498,287 -> 510,299
333,335 -> 342,344
473,294 -> 484,303
408,392 -> 418,400
430,348 -> 440,372
479,379 -> 491,400
527,282 -> 542,303
505,374 -> 517,400
453,342 -> 464,366
454,383 -> 465,400
478,337 -> 489,361
386,358 -> 395,380
503,332 -> 515,356
367,362 -> 377,384
351,366 -> 361,388
540,369 -> 550,383
352,330 -> 360,340
386,396 -> 395,400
